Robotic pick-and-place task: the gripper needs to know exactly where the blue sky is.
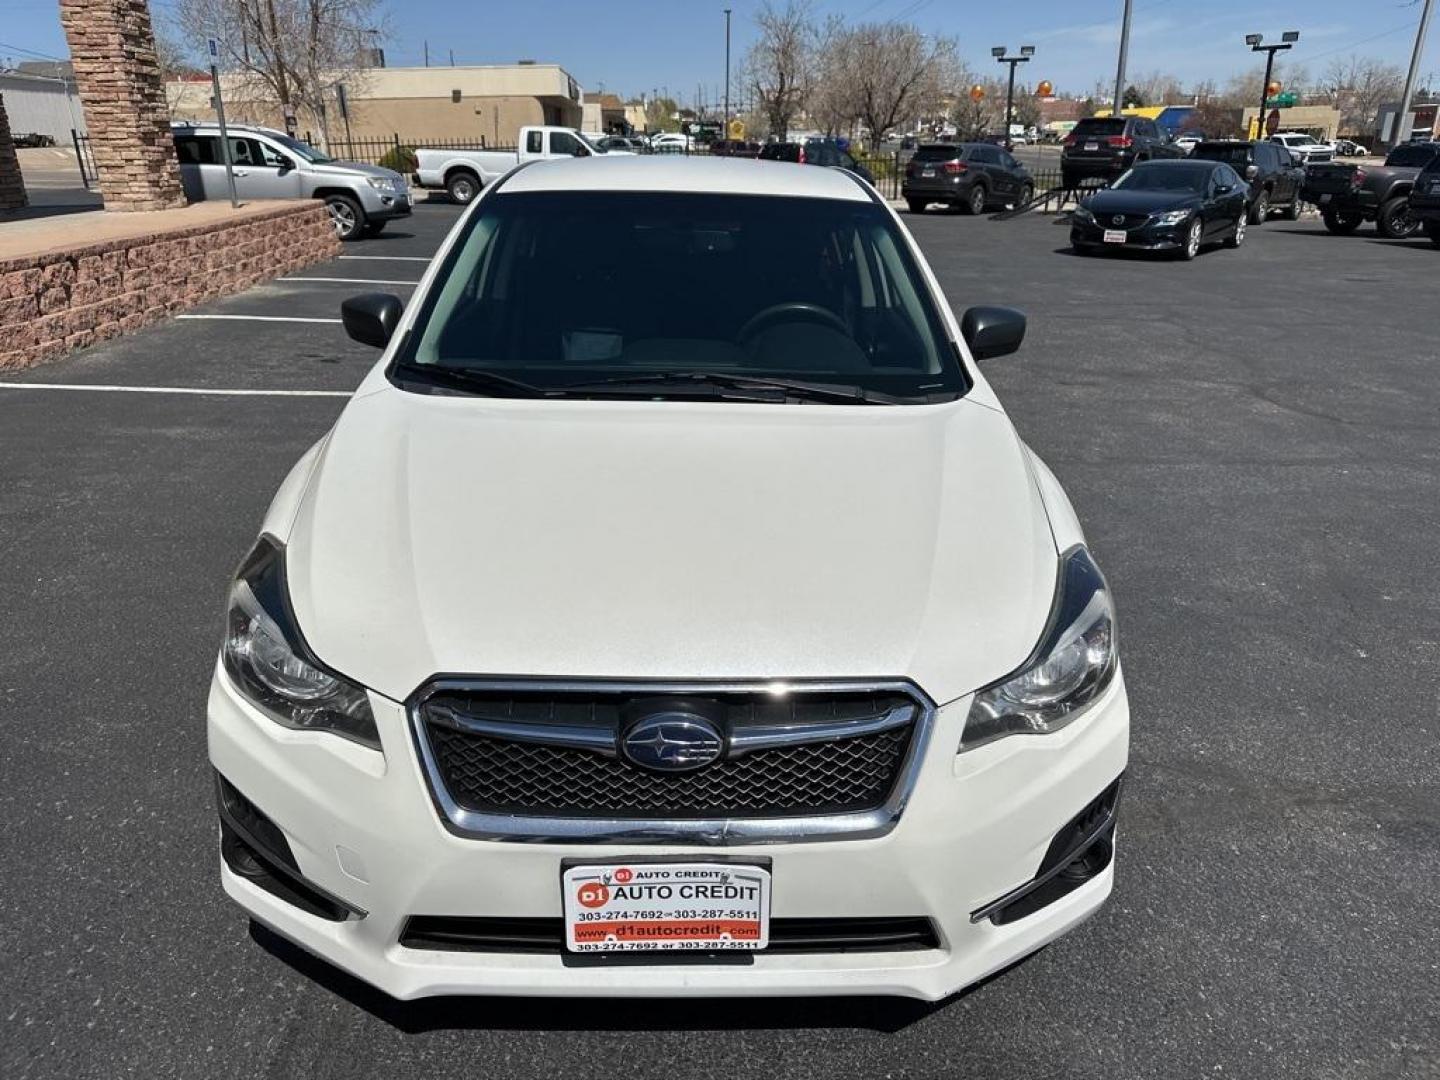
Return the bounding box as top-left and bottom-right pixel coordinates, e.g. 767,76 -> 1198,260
1,0 -> 1435,101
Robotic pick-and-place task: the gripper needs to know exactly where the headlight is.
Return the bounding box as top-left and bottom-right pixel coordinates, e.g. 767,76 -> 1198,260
1152,209 -> 1192,226
365,176 -> 392,191
221,536 -> 380,750
1072,205 -> 1095,224
960,545 -> 1117,751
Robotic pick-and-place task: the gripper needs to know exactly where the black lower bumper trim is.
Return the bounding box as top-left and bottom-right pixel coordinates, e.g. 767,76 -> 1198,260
400,915 -> 941,962
970,775 -> 1123,926
215,772 -> 363,922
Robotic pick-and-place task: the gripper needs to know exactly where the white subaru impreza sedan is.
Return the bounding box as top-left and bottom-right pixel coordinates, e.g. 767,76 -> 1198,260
208,155 -> 1129,1001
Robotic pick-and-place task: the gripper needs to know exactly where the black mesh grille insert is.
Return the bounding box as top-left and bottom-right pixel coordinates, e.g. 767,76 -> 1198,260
418,685 -> 920,820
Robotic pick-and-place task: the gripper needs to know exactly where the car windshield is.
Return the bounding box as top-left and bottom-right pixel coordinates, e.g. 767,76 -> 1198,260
1193,144 -> 1250,165
1286,135 -> 1317,146
396,191 -> 965,403
268,133 -> 334,164
1386,144 -> 1437,168
913,144 -> 961,162
1112,164 -> 1212,192
1072,118 -> 1126,137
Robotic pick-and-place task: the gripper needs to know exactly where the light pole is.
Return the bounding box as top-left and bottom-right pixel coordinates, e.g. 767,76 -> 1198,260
1113,0 -> 1133,118
992,45 -> 1034,149
724,8 -> 732,135
1246,31 -> 1300,140
1393,0 -> 1435,148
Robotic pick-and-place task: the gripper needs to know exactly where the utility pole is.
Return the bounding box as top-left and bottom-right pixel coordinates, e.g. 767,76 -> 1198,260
992,45 -> 1034,150
724,7 -> 732,133
1112,0 -> 1133,117
1246,31 -> 1300,140
423,40 -> 429,67
1394,0 -> 1436,147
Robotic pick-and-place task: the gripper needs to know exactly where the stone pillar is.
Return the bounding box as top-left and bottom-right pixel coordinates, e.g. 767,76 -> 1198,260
59,0 -> 185,211
0,94 -> 27,212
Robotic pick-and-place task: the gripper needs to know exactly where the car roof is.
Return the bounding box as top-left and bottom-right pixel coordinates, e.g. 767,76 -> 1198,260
1131,158 -> 1216,167
501,155 -> 872,201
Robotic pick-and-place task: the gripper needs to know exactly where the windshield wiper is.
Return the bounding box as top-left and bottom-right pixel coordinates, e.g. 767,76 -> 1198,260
557,371 -> 905,405
394,363 -> 546,398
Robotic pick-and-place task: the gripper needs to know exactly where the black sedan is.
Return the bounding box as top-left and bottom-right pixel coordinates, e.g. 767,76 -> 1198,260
1070,160 -> 1250,260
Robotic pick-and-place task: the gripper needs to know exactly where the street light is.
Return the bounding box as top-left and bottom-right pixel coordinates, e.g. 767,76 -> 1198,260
723,8 -> 732,135
1247,31 -> 1300,140
993,46 -> 1034,149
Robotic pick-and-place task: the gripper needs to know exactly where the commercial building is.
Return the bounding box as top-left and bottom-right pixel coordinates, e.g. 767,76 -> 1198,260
0,66 -> 87,141
1239,104 -> 1341,140
167,63 -> 584,148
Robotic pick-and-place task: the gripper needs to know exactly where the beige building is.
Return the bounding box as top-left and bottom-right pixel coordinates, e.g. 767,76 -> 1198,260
581,92 -> 627,134
1240,104 -> 1342,140
168,62 -> 584,148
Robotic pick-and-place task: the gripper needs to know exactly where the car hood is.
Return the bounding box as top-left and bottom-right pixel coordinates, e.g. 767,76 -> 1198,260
285,390 -> 1059,706
310,160 -> 405,183
1086,189 -> 1200,215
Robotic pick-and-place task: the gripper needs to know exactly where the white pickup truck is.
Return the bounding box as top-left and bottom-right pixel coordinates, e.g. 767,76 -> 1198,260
413,126 -> 629,203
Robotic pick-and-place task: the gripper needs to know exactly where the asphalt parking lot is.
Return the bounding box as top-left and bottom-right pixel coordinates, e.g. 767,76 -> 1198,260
2,197 -> 1437,1080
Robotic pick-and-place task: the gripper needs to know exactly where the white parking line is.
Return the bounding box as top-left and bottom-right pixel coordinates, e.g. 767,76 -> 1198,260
282,276 -> 420,286
338,255 -> 432,262
177,314 -> 343,324
0,383 -> 351,398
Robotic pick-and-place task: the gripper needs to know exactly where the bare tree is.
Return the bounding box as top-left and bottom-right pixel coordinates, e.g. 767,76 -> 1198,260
826,22 -> 959,150
172,0 -> 386,134
745,0 -> 818,141
1320,55 -> 1405,134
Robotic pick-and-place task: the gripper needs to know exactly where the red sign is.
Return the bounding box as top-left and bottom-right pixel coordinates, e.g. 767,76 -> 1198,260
1265,109 -> 1281,136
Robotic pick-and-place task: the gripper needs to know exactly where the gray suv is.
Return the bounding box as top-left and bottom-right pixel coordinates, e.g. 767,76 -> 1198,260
171,123 -> 411,240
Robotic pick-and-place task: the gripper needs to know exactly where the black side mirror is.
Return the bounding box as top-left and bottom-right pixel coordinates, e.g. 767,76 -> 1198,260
961,306 -> 1026,361
1244,164 -> 1259,181
341,293 -> 404,349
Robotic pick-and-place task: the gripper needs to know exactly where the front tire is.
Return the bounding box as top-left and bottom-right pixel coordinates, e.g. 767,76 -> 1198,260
1248,189 -> 1269,225
906,198 -> 927,214
1015,183 -> 1034,207
1426,220 -> 1440,248
1321,207 -> 1364,234
446,170 -> 481,204
963,184 -> 987,215
1375,194 -> 1421,239
1179,218 -> 1203,260
1283,195 -> 1302,220
324,194 -> 365,241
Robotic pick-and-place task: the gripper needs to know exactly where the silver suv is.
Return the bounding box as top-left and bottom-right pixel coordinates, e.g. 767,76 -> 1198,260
171,123 -> 411,240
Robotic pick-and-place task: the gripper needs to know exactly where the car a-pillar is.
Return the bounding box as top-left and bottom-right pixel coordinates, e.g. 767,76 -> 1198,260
58,0 -> 185,211
0,94 -> 27,211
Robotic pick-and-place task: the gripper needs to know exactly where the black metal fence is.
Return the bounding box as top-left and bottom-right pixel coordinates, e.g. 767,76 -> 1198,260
314,133 -> 515,168
71,129 -> 98,189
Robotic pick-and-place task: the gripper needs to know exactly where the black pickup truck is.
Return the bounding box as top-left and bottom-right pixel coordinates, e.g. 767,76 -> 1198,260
1301,141 -> 1440,238
1409,154 -> 1440,247
1191,140 -> 1303,223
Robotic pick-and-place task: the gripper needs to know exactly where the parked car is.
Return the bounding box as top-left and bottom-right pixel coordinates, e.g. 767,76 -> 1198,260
1269,132 -> 1335,164
1334,138 -> 1371,157
11,131 -> 57,148
594,135 -> 636,152
171,122 -> 410,241
1070,158 -> 1249,259
649,132 -> 693,153
1406,154 -> 1440,247
757,138 -> 874,184
1190,140 -> 1303,223
1301,141 -> 1440,238
413,126 -> 626,204
902,142 -> 1033,215
1173,132 -> 1205,154
210,154 -> 1128,1002
1061,115 -> 1186,189
709,139 -> 761,158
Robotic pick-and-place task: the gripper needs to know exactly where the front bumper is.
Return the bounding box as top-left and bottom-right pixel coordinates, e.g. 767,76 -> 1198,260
207,665 -> 1129,1001
1070,217 -> 1188,251
368,192 -> 413,221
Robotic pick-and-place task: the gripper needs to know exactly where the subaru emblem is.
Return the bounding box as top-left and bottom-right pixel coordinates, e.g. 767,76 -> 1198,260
622,712 -> 724,773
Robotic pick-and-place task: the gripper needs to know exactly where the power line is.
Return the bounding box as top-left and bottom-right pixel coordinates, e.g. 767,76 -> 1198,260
0,39 -> 66,61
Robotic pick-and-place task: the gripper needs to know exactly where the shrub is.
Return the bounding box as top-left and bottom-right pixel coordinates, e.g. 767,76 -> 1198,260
377,145 -> 418,173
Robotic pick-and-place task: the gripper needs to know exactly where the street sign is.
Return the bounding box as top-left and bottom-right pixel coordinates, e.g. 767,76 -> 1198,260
1265,92 -> 1298,108
207,38 -> 218,58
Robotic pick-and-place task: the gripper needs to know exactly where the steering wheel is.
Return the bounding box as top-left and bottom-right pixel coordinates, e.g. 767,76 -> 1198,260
737,302 -> 849,342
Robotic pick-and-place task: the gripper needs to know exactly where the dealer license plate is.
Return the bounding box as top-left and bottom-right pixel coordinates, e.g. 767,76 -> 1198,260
1085,141 -> 1099,151
563,863 -> 771,953
1103,229 -> 1127,244
1319,193 -> 1333,204
922,167 -> 935,177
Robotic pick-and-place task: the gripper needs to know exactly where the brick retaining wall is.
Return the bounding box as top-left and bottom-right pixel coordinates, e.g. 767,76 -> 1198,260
0,202 -> 339,371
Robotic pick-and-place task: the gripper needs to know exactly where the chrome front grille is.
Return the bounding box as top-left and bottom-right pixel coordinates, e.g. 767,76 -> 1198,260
408,679 -> 935,843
